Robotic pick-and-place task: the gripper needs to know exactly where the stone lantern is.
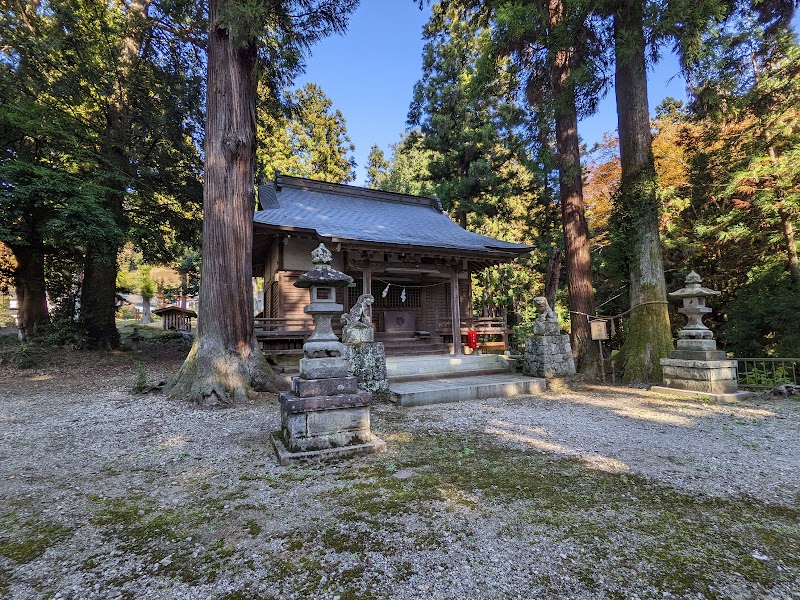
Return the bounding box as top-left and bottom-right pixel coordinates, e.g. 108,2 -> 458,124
655,271 -> 747,398
669,271 -> 723,357
271,243 -> 386,464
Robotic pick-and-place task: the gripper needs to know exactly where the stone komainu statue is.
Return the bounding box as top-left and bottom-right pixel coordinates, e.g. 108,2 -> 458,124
341,293 -> 374,329
534,296 -> 558,322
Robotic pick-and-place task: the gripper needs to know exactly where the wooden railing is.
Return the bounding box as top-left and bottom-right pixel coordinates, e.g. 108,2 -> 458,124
254,317 -> 313,335
254,318 -> 314,355
437,316 -> 509,352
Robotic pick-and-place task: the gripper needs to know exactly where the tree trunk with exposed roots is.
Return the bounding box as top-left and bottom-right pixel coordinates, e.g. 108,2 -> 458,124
167,0 -> 277,405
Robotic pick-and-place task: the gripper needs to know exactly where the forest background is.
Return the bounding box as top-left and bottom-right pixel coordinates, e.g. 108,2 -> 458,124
0,0 -> 798,383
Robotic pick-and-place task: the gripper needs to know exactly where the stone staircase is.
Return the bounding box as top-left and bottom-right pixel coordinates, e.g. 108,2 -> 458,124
386,354 -> 546,407
375,331 -> 450,357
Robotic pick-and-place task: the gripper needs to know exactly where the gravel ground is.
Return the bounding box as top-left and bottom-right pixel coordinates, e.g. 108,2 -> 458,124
1,348 -> 798,599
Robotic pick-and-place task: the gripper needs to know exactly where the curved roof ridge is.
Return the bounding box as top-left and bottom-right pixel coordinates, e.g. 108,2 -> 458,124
278,174 -> 444,212
253,175 -> 533,257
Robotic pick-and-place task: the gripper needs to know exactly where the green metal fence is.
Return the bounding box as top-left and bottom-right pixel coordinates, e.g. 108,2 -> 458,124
736,358 -> 800,389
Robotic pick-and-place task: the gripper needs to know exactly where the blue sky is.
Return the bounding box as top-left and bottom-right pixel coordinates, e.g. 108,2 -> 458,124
296,3 -> 690,186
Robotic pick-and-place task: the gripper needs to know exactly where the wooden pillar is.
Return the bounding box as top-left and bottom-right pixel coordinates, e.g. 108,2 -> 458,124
450,266 -> 463,355
363,257 -> 372,323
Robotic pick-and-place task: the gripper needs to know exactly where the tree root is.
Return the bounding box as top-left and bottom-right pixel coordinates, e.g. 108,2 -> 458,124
167,337 -> 278,406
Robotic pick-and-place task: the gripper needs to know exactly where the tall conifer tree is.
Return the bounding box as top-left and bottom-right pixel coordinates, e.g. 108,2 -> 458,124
168,0 -> 357,405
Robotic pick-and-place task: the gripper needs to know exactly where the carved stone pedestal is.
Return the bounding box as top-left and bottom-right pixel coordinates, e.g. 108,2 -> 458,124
523,334 -> 576,378
523,297 -> 576,379
660,358 -> 739,394
342,342 -> 389,395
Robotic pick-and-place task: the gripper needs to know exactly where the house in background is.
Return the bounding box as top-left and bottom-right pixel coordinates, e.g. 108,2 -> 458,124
252,175 -> 532,357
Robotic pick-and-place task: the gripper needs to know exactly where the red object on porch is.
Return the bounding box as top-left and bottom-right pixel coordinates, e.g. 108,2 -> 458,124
467,329 -> 478,349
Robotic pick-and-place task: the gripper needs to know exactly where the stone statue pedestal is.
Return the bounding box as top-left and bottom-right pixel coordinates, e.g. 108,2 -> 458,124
274,342 -> 387,465
523,297 -> 576,379
342,342 -> 389,396
660,358 -> 739,394
523,333 -> 576,378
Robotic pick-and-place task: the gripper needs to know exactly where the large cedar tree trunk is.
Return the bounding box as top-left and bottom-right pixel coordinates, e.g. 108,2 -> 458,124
140,297 -> 154,324
613,0 -> 673,382
80,240 -> 121,348
168,0 -> 276,404
12,243 -> 49,339
548,0 -> 599,374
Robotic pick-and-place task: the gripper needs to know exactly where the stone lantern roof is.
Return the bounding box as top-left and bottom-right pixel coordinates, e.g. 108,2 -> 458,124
667,271 -> 721,301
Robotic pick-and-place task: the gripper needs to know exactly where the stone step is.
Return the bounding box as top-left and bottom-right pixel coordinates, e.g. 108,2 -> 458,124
378,338 -> 444,347
375,335 -> 442,346
389,368 -> 510,383
383,343 -> 450,357
386,354 -> 513,379
375,331 -> 442,341
389,373 -> 547,407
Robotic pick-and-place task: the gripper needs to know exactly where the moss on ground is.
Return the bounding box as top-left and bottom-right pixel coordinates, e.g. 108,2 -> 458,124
316,431 -> 800,598
11,430 -> 795,598
0,514 -> 71,564
89,495 -> 233,585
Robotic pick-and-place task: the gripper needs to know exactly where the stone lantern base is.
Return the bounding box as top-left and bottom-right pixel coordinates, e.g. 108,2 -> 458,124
659,358 -> 739,394
271,362 -> 386,465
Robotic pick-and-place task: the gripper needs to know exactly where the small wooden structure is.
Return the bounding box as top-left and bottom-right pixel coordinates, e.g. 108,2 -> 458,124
252,175 -> 531,357
154,305 -> 197,332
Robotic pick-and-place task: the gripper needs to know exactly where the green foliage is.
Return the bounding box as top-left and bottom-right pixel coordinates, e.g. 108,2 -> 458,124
0,244 -> 14,293
369,131 -> 437,197
407,2 -> 559,325
34,318 -> 89,350
133,362 -> 149,393
0,0 -> 204,346
257,82 -> 356,183
140,277 -> 156,303
721,260 -> 800,357
365,145 -> 389,189
742,365 -> 793,387
408,2 -> 524,223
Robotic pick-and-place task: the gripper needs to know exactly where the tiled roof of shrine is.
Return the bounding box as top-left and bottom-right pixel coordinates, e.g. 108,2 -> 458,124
254,175 -> 532,257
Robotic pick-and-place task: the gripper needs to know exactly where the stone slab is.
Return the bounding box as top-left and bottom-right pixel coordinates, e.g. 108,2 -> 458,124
306,407 -> 370,436
271,431 -> 386,466
281,414 -> 372,452
661,365 -> 737,382
280,403 -> 373,452
279,390 -> 372,413
385,354 -> 512,379
650,386 -> 756,402
292,376 -> 357,398
299,356 -> 348,379
390,373 -> 547,407
660,358 -> 737,369
661,378 -> 738,394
